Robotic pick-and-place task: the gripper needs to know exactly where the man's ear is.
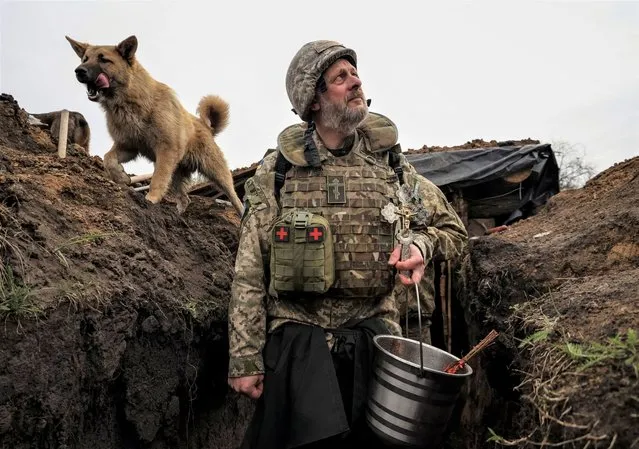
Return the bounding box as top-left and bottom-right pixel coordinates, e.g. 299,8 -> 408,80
116,35 -> 138,63
65,36 -> 89,59
310,101 -> 320,112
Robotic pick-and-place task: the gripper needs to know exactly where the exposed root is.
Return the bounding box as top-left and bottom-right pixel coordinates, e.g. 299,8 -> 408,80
492,293 -> 625,448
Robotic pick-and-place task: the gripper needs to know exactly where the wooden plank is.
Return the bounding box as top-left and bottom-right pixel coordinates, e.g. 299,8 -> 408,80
130,173 -> 154,184
58,110 -> 69,159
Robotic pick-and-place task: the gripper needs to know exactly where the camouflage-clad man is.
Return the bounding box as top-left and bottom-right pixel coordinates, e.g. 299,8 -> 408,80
228,40 -> 467,449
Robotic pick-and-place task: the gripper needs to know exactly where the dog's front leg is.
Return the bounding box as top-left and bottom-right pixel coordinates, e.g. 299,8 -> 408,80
146,148 -> 179,204
104,144 -> 136,185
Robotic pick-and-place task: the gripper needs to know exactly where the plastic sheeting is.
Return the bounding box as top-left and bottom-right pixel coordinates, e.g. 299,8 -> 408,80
405,144 -> 560,224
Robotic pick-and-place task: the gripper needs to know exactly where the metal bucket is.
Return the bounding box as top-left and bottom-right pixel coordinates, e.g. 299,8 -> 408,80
366,335 -> 473,448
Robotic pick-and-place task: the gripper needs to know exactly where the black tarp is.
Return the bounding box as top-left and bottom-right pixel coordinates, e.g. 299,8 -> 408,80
405,144 -> 560,224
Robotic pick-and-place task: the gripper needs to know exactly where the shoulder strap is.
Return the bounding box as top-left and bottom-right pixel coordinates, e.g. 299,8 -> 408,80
388,144 -> 404,185
274,150 -> 293,199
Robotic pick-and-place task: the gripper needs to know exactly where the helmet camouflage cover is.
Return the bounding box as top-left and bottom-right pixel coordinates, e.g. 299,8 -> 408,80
286,40 -> 357,122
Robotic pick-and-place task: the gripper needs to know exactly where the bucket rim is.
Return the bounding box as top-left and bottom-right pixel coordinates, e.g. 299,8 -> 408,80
372,334 -> 473,377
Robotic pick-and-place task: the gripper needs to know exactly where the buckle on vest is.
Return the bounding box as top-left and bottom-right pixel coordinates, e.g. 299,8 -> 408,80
360,153 -> 377,166
294,211 -> 312,229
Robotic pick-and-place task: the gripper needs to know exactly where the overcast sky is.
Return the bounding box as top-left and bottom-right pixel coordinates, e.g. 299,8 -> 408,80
1,0 -> 637,177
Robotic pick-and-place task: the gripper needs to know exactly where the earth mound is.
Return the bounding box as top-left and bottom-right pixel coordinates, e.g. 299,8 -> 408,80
458,154 -> 638,447
0,93 -> 252,449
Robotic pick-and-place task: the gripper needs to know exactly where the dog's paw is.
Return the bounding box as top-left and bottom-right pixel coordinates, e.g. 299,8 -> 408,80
145,192 -> 162,204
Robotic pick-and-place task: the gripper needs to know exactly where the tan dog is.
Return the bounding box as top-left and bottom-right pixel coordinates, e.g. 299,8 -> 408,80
65,35 -> 244,215
32,110 -> 91,151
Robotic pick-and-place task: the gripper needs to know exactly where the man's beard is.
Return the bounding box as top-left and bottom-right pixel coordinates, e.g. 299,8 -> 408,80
317,92 -> 368,135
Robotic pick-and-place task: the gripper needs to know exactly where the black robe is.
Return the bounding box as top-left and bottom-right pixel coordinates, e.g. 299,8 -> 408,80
240,318 -> 389,449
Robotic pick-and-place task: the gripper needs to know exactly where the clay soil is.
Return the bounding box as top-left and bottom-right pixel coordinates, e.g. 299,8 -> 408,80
457,154 -> 639,447
0,94 -> 253,449
406,138 -> 541,154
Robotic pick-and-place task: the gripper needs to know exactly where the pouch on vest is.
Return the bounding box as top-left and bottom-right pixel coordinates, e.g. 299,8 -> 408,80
270,210 -> 335,294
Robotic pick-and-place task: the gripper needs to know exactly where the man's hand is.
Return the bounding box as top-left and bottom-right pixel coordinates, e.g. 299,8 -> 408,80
228,374 -> 264,400
388,243 -> 425,285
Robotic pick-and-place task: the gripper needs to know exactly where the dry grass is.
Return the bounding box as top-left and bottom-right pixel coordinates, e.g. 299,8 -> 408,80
0,264 -> 41,319
53,231 -> 122,268
486,292 -> 635,448
0,205 -> 42,321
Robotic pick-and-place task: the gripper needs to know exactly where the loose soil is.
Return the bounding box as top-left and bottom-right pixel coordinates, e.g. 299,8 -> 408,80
406,138 -> 541,154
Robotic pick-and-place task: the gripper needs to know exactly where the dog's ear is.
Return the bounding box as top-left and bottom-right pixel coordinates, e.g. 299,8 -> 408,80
116,35 -> 138,63
66,36 -> 88,59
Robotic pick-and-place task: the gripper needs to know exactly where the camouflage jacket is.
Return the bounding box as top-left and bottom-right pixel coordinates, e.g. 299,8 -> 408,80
228,113 -> 468,377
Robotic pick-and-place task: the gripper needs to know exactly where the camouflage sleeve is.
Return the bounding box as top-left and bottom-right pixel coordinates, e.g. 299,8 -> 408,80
228,155 -> 277,378
400,155 -> 468,262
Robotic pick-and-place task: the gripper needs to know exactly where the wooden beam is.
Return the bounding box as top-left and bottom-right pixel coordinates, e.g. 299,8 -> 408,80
57,110 -> 69,159
503,169 -> 532,184
130,173 -> 154,184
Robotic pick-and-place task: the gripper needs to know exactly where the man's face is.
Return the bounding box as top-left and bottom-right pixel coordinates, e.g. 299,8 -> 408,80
313,58 -> 368,134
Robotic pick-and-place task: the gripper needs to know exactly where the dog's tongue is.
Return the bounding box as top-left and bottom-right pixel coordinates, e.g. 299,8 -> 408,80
95,73 -> 110,89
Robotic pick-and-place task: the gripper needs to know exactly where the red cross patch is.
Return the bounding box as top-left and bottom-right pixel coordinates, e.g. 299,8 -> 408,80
274,226 -> 290,242
306,226 -> 325,243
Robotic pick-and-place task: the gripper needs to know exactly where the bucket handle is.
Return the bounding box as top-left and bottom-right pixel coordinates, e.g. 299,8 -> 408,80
405,281 -> 426,377
398,232 -> 425,376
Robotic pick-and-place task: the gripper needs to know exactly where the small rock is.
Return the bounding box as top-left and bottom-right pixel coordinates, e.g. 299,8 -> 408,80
165,396 -> 180,420
141,316 -> 160,333
0,406 -> 13,434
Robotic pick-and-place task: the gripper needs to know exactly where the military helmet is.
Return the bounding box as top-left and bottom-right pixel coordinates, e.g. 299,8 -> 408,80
286,40 -> 357,122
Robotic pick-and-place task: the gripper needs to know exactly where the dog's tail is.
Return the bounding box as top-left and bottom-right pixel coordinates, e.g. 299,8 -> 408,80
197,95 -> 230,137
